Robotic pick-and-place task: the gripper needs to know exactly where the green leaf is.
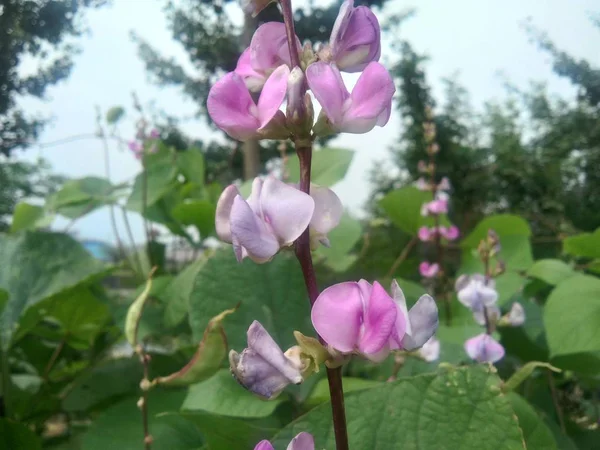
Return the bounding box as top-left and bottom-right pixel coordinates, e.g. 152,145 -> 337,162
81,389 -> 203,450
171,201 -> 216,238
10,203 -> 49,232
503,362 -> 561,392
178,149 -> 205,185
563,228 -> 600,258
105,106 -> 125,124
379,186 -> 432,235
189,250 -> 312,352
495,271 -> 526,305
0,418 -> 42,450
163,259 -> 207,328
182,369 -> 284,417
508,393 -> 558,450
461,214 -> 531,248
544,274 -> 600,357
314,213 -> 361,272
272,365 -> 525,449
306,377 -> 380,407
127,162 -> 177,212
177,411 -> 276,450
287,148 -> 354,186
527,259 -> 575,285
0,232 -> 108,350
48,177 -> 118,219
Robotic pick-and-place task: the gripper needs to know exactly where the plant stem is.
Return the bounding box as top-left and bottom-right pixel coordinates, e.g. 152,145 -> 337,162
43,336 -> 67,380
121,206 -> 145,276
280,0 -> 301,69
141,152 -> 153,268
295,142 -> 350,450
386,237 -> 417,279
139,350 -> 152,450
547,370 -> 566,433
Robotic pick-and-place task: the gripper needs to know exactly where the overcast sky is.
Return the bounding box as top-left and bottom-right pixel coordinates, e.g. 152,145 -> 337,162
19,0 -> 600,245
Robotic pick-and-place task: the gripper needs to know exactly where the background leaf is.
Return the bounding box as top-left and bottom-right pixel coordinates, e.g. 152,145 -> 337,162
527,259 -> 575,286
287,148 -> 354,186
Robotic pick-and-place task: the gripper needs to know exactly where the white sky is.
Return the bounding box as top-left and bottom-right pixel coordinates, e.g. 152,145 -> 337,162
17,0 -> 600,244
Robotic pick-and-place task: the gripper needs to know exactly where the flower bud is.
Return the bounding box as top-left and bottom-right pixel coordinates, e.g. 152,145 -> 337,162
498,302 -> 525,327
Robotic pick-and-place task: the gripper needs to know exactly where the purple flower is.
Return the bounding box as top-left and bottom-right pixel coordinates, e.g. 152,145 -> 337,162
215,176 -> 314,263
255,432 -> 314,450
230,321 -> 304,399
128,140 -> 142,153
207,65 -> 289,141
419,262 -> 439,278
418,226 -> 433,242
464,333 -> 505,363
311,280 -> 400,362
235,23 -> 301,92
149,128 -> 160,139
307,184 -> 343,249
503,302 -> 525,327
439,225 -> 460,241
420,198 -> 448,216
455,274 -> 498,312
326,0 -> 381,72
390,280 -> 438,351
306,61 -> 394,135
418,336 -> 440,362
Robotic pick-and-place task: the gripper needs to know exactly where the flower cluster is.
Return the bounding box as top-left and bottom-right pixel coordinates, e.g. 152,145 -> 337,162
128,126 -> 160,160
207,0 -> 395,141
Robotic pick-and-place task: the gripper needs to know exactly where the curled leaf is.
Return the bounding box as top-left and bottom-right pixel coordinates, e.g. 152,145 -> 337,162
155,305 -> 238,387
125,268 -> 156,347
503,361 -> 561,392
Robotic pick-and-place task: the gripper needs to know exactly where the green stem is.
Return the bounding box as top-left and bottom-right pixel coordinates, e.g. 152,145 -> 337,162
1,348 -> 10,417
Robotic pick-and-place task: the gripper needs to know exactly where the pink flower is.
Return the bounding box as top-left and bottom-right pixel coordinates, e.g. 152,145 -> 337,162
418,226 -> 433,242
455,274 -> 498,311
230,321 -> 303,399
326,0 -> 381,72
311,280 -> 400,362
215,176 -> 314,263
128,140 -> 142,153
306,61 -> 394,135
149,128 -> 160,139
307,184 -> 343,249
464,333 -> 505,363
419,262 -> 439,278
235,23 -> 301,92
420,198 -> 448,216
255,432 -> 314,450
207,65 -> 289,141
439,225 -> 460,241
438,177 -> 451,191
390,280 -> 438,351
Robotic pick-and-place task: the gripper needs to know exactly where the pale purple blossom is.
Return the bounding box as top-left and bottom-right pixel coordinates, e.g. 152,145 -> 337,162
128,140 -> 142,154
465,333 -> 505,363
255,432 -> 314,450
208,65 -> 289,141
311,280 -> 401,362
418,336 -> 440,362
419,262 -> 439,278
149,128 -> 160,139
230,321 -> 304,399
455,274 -> 498,312
418,226 -> 433,242
439,225 -> 460,241
325,0 -> 381,72
215,176 -> 314,263
306,61 -> 394,134
307,184 -> 343,249
504,302 -> 526,326
420,198 -> 448,216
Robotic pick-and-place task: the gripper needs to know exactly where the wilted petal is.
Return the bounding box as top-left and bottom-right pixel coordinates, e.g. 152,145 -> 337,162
287,432 -> 315,450
309,184 -> 343,235
464,333 -> 505,363
306,62 -> 348,125
230,196 -> 279,263
207,72 -> 260,141
257,65 -> 290,130
235,48 -> 266,92
215,184 -> 240,243
419,262 -> 439,278
342,62 -> 395,133
418,336 -> 440,362
506,302 -> 525,326
358,281 -> 397,355
254,441 -> 275,450
311,282 -> 364,353
403,294 -> 439,350
259,176 -> 315,246
330,0 -> 381,72
251,22 -> 300,71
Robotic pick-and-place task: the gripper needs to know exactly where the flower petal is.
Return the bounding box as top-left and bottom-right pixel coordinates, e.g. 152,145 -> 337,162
507,302 -> 525,326
311,282 -> 363,353
235,48 -> 266,91
418,336 -> 440,362
287,432 -> 315,450
259,176 -> 315,246
207,72 -> 259,141
246,177 -> 264,214
306,62 -> 349,126
309,184 -> 343,235
403,294 -> 439,350
229,348 -> 293,399
358,281 -> 397,355
215,184 -> 240,243
464,333 -> 505,363
342,62 -> 395,133
389,279 -> 408,349
254,441 -> 275,450
257,65 -> 290,129
250,22 -> 300,71
230,195 -> 279,263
